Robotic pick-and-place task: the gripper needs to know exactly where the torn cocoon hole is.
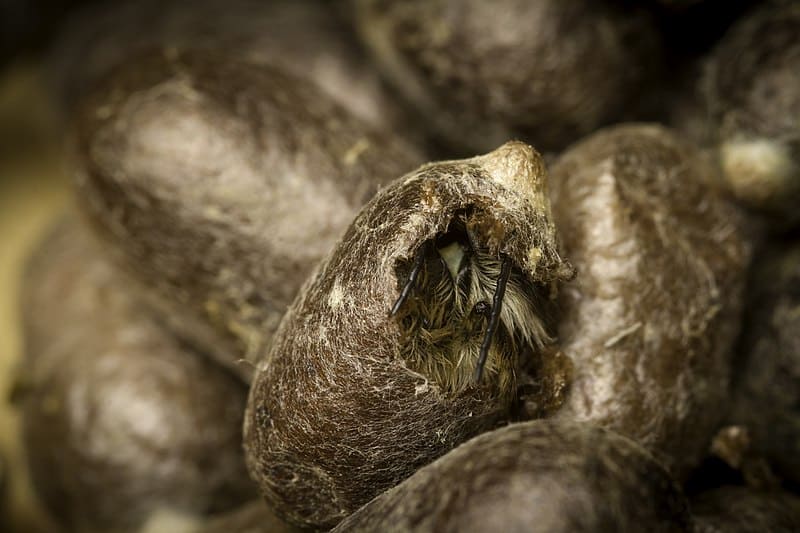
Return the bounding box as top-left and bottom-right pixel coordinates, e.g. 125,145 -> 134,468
390,209 -> 554,401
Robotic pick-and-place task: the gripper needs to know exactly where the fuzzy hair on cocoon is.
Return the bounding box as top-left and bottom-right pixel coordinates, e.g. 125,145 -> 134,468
333,420 -> 692,533
244,141 -> 574,530
549,124 -> 752,479
72,49 -> 421,382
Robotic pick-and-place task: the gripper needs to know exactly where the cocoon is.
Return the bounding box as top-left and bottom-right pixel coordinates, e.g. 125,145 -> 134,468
703,2 -> 800,225
548,124 -> 751,477
244,142 -> 573,529
73,50 -> 422,381
19,219 -> 254,533
49,0 -> 410,133
352,0 -> 659,153
334,420 -> 692,533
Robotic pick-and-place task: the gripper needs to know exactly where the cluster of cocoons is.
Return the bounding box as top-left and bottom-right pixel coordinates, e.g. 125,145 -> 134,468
8,0 -> 800,532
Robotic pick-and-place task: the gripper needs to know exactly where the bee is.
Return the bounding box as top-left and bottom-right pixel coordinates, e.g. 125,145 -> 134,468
390,210 -> 553,397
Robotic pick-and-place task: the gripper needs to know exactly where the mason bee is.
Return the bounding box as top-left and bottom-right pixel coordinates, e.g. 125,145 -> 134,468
390,209 -> 554,397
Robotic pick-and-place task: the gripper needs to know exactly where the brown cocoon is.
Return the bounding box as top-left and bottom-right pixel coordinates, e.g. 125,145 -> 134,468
73,50 -> 422,381
18,218 -> 254,533
49,0 -> 411,134
549,124 -> 751,477
725,242 -> 800,485
244,142 -> 574,529
351,0 -> 659,153
692,486 -> 800,533
703,2 -> 800,223
333,420 -> 692,533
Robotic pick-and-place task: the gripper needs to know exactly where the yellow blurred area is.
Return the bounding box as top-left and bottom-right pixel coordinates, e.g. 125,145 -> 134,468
0,60 -> 70,532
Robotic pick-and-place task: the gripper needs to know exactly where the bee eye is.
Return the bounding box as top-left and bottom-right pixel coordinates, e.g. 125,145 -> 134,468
472,301 -> 490,316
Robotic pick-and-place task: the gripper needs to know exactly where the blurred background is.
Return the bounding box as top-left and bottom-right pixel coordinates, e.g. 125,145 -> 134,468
2,3 -> 78,531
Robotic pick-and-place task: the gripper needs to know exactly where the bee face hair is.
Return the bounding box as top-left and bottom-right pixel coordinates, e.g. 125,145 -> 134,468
391,209 -> 553,400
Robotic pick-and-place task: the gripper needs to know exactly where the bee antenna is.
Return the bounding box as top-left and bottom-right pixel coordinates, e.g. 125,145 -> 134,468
390,242 -> 428,317
474,254 -> 512,383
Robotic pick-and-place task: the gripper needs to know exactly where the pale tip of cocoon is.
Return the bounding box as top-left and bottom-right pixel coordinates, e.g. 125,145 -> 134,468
476,141 -> 550,210
720,138 -> 798,209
